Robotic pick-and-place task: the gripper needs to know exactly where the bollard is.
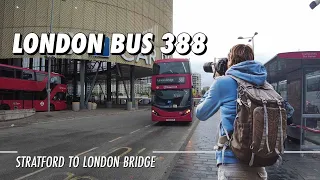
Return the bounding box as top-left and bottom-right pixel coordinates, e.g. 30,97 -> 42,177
135,100 -> 139,110
126,102 -> 133,111
87,102 -> 92,110
92,103 -> 97,110
72,102 -> 80,111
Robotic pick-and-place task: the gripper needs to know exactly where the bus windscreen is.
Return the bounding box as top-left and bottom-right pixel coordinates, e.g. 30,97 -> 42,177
152,89 -> 192,109
153,62 -> 190,75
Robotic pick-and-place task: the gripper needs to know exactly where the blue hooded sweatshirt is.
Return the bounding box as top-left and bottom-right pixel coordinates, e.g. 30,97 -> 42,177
195,60 -> 267,165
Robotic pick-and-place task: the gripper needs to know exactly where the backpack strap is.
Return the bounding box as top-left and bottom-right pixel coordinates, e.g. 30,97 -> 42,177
215,121 -> 232,165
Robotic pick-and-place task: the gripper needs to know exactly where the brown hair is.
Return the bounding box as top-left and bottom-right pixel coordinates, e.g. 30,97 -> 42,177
228,44 -> 254,67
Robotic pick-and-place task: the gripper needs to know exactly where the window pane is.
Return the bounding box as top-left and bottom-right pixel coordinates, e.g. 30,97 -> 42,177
152,89 -> 191,108
22,70 -> 35,80
305,70 -> 320,118
15,69 -> 23,79
1,67 -> 15,78
153,62 -> 191,75
55,92 -> 66,101
34,89 -> 47,100
36,72 -> 47,82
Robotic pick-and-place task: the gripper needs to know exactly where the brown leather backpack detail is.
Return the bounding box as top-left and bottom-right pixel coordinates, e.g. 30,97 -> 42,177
228,76 -> 287,167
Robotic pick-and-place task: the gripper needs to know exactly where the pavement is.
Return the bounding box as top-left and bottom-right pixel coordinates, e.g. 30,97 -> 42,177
168,112 -> 320,180
0,106 -> 198,180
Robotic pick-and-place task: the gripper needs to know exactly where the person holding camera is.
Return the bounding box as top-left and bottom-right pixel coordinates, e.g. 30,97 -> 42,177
196,44 -> 268,179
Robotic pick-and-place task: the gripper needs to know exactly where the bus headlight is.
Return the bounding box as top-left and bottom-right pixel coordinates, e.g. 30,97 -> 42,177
152,109 -> 158,116
182,109 -> 191,115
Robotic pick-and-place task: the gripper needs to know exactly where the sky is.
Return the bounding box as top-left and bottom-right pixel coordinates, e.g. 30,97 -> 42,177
172,0 -> 320,87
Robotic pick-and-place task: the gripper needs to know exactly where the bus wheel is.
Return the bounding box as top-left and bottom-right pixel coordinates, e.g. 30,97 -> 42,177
0,104 -> 10,110
50,104 -> 55,111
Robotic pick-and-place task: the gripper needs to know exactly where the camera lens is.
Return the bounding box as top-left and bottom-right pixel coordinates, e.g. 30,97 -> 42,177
203,62 -> 215,73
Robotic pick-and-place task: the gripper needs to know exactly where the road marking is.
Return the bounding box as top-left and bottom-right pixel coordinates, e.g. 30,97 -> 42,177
145,124 -> 151,128
15,167 -> 49,180
0,151 -> 18,153
130,129 -> 141,134
109,136 -> 122,142
15,147 -> 98,180
118,147 -> 132,157
283,151 -> 320,154
136,148 -> 146,155
75,147 -> 98,156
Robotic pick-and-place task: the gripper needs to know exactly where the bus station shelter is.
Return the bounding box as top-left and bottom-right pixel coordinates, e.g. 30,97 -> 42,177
265,51 -> 320,151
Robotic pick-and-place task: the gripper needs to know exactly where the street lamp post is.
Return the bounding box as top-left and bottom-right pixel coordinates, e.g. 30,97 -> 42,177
47,0 -> 54,112
238,32 -> 258,54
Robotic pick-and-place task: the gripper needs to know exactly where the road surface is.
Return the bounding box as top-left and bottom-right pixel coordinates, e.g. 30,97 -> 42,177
0,109 -> 197,180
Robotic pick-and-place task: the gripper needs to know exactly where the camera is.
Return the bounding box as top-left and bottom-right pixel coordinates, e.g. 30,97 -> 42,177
203,58 -> 228,76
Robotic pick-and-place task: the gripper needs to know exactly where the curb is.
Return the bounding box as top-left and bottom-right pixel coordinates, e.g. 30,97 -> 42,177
160,117 -> 200,180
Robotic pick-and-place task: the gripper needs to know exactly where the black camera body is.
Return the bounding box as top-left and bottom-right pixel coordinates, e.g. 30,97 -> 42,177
203,58 -> 228,76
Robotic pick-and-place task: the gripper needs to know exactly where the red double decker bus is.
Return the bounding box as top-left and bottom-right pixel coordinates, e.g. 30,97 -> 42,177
0,64 -> 67,111
151,58 -> 193,122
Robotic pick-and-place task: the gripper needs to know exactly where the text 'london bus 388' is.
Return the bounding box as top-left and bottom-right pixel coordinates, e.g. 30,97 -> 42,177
151,58 -> 193,122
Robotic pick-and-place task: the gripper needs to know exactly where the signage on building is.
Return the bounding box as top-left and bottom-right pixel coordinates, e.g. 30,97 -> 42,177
120,48 -> 156,66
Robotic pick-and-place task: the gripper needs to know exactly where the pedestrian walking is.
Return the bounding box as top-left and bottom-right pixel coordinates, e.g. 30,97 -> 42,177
196,44 -> 287,179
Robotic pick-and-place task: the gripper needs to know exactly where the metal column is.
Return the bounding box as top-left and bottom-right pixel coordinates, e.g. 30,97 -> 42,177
106,62 -> 112,108
130,65 -> 135,108
73,60 -> 78,99
80,61 -> 86,109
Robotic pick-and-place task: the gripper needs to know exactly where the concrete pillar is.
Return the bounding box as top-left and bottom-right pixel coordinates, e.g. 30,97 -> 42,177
80,61 -> 85,109
85,61 -> 88,97
130,65 -> 135,108
106,62 -> 112,108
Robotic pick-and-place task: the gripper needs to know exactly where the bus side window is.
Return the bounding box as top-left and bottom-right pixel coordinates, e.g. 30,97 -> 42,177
15,69 -> 22,79
36,72 -> 47,82
1,67 -> 14,78
22,70 -> 35,80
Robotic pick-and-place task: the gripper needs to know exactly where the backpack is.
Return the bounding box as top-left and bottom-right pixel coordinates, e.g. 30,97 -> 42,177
217,75 -> 287,167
